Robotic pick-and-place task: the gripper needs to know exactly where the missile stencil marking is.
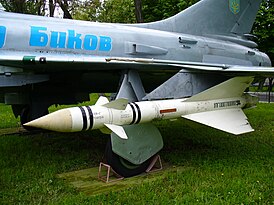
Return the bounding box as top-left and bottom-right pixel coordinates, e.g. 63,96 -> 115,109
213,100 -> 241,108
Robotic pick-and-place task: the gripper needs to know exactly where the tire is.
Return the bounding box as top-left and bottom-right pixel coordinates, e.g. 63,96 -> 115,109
20,106 -> 32,130
105,140 -> 152,178
20,105 -> 48,131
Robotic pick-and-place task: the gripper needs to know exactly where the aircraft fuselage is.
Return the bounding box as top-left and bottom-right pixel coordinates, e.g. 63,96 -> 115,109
0,12 -> 271,70
0,11 -> 272,124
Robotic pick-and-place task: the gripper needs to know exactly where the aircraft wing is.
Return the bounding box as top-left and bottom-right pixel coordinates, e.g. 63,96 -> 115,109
0,52 -> 172,72
105,58 -> 274,77
0,53 -> 273,76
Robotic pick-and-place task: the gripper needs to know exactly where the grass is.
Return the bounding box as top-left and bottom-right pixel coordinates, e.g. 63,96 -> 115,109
0,102 -> 273,204
249,85 -> 273,92
0,104 -> 20,129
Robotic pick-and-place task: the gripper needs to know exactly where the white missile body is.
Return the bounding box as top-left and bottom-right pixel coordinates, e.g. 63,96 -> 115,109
24,77 -> 258,138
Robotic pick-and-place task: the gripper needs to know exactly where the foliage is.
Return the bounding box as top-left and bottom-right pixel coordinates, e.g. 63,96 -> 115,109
0,0 -> 43,15
97,0 -> 198,23
71,0 -> 101,21
142,0 -> 198,22
98,0 -> 136,23
252,0 -> 274,64
0,0 -> 86,18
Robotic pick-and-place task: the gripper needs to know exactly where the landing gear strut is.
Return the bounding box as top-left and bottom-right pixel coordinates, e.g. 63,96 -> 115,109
104,70 -> 163,177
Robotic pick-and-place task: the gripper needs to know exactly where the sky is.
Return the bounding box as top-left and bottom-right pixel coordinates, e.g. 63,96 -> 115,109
44,1 -> 64,18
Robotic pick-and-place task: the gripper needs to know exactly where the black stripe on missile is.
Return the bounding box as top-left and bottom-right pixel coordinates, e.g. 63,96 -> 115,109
129,103 -> 136,125
86,106 -> 93,129
132,102 -> 141,124
79,107 -> 87,131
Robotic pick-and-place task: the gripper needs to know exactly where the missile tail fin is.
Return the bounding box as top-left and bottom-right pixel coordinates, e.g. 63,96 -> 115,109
182,108 -> 254,135
96,96 -> 128,110
104,123 -> 128,139
185,76 -> 254,102
102,98 -> 128,110
95,96 -> 109,106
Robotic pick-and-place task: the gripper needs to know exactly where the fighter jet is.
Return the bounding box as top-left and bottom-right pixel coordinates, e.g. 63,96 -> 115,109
0,0 -> 273,177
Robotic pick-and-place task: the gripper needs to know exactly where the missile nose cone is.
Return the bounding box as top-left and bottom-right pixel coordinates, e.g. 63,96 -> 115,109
24,109 -> 73,132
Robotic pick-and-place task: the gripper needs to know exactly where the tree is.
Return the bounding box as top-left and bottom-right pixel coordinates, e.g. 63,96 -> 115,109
0,0 -> 77,19
0,0 -> 45,15
56,0 -> 72,19
134,0 -> 143,23
46,0 -> 73,19
72,0 -> 101,22
98,0 -> 136,23
142,0 -> 198,22
48,0 -> 55,17
252,0 -> 274,64
97,0 -> 198,23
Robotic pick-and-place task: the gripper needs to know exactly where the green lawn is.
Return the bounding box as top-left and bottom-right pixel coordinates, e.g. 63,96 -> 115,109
0,103 -> 273,204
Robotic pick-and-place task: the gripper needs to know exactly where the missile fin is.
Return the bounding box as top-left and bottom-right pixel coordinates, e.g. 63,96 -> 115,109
182,108 -> 254,135
95,96 -> 109,106
99,126 -> 112,135
185,76 -> 254,102
102,98 -> 128,110
104,123 -> 128,139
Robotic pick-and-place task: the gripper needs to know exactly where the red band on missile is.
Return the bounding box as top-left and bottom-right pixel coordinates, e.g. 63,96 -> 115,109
160,108 -> 177,114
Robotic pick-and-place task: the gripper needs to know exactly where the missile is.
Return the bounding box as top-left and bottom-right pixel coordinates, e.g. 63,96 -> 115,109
24,77 -> 258,138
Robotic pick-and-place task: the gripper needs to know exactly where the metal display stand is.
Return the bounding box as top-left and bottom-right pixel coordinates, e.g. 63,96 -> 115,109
98,155 -> 163,183
146,155 -> 163,173
98,162 -> 124,183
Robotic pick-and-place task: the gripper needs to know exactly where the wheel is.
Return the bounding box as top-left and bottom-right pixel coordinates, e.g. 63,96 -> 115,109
20,106 -> 32,130
105,140 -> 152,178
20,105 -> 49,131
